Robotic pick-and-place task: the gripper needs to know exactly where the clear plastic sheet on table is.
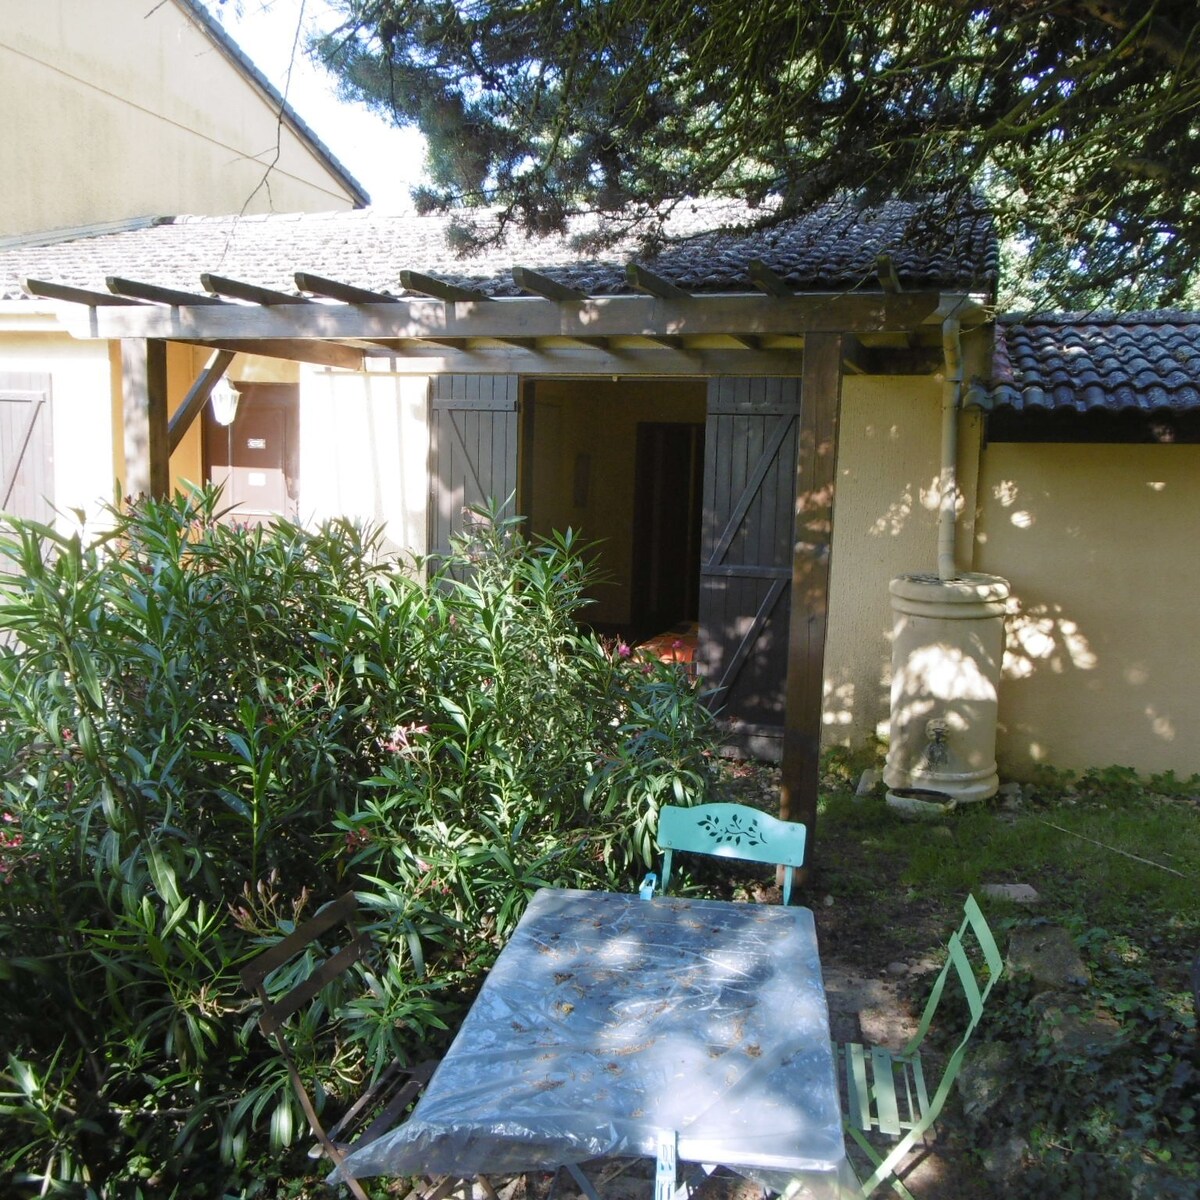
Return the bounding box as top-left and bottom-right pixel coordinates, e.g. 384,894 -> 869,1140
336,888 -> 848,1193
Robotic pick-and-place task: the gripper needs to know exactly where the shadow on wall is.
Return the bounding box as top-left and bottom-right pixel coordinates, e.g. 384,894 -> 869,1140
975,449 -> 1197,774
1003,601 -> 1097,681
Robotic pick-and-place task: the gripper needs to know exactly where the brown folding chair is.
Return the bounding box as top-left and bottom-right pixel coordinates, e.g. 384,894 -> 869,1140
240,892 -> 435,1200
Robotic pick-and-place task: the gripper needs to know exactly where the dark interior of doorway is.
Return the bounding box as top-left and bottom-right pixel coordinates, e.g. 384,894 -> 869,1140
630,422 -> 704,641
521,378 -> 706,647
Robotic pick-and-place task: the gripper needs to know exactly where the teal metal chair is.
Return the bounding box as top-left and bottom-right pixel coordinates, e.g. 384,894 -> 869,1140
650,801 -> 808,905
834,894 -> 1004,1198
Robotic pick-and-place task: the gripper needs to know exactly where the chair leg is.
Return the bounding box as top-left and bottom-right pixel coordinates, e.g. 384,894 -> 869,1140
845,1124 -> 917,1200
565,1162 -> 605,1200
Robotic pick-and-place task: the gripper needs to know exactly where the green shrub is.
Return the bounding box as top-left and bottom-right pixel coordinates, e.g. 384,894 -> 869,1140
0,487 -> 715,1196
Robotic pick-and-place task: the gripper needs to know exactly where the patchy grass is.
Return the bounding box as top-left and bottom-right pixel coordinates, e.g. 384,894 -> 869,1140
808,762 -> 1200,1199
814,769 -> 1200,974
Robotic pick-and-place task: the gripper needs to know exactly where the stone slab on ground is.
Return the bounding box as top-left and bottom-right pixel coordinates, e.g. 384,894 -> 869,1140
1007,924 -> 1090,989
1032,993 -> 1124,1054
981,882 -> 1040,904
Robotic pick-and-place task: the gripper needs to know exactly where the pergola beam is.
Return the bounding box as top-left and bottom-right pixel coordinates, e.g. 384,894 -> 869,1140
748,259 -> 796,297
511,267 -> 587,301
121,338 -> 169,498
841,335 -> 870,375
626,263 -> 691,300
296,346 -> 814,377
294,272 -> 399,304
399,270 -> 491,303
201,273 -> 309,305
191,338 -> 364,370
58,291 -> 946,343
23,276 -> 150,307
875,254 -> 903,294
780,331 -> 844,870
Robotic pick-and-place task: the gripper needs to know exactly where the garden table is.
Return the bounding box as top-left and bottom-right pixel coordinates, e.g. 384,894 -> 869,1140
335,888 -> 854,1199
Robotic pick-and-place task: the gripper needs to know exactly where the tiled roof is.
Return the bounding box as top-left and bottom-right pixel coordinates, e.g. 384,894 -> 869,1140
0,195 -> 996,303
989,313 -> 1200,414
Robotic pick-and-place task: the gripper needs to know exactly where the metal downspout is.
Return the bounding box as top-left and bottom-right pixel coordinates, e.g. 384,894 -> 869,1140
938,318 -> 963,580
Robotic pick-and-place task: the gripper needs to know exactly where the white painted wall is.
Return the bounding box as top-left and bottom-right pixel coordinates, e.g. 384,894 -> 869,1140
0,310 -> 118,530
298,367 -> 430,560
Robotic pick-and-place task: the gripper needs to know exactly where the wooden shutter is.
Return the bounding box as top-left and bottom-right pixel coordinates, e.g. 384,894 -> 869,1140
697,378 -> 801,743
429,375 -> 519,563
0,373 -> 55,529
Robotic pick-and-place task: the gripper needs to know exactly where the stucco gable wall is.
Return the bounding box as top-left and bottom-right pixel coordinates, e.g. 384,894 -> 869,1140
1,0 -> 361,238
975,442 -> 1200,778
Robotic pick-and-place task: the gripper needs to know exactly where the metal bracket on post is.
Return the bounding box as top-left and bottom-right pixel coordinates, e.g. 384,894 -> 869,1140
655,1130 -> 678,1200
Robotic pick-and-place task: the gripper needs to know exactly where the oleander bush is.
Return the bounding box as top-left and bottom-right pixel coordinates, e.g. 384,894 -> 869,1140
0,487 -> 715,1198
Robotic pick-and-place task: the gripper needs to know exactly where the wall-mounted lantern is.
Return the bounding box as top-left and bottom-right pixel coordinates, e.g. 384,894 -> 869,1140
210,377 -> 240,426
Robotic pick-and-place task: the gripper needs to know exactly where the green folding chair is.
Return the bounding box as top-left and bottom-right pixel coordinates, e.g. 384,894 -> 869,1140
834,894 -> 1004,1198
240,893 -> 437,1200
648,801 -> 808,905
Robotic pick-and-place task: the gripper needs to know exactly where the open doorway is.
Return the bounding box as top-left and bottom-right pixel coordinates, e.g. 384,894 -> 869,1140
521,378 -> 706,645
630,421 -> 704,639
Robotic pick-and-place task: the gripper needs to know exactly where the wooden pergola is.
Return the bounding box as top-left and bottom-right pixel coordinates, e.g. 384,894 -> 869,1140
25,263 -> 985,872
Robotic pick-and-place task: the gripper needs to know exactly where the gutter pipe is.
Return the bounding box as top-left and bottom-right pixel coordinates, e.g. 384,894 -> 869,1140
938,317 -> 963,580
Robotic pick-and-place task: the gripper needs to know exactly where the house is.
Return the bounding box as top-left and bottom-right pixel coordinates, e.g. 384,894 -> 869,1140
0,198 -> 1195,823
0,0 -> 367,529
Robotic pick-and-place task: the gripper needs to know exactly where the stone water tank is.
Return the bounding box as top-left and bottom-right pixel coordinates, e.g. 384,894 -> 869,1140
884,572 -> 1010,804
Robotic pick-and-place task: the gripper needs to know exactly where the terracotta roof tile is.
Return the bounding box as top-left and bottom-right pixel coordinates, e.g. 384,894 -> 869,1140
1,195 -> 996,303
988,313 -> 1200,414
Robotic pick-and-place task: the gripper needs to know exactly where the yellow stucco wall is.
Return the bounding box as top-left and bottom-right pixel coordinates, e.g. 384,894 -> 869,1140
0,0 -> 361,238
0,324 -> 305,531
0,315 -> 118,528
821,373 -> 978,749
975,441 -> 1200,777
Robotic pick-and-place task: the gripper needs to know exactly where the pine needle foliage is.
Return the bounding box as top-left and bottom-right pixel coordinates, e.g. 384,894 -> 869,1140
314,0 -> 1200,308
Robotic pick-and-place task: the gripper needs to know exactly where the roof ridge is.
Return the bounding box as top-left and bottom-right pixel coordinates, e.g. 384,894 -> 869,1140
0,216 -> 175,251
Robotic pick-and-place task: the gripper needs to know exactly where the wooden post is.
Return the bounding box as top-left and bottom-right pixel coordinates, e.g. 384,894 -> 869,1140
121,338 -> 169,499
779,332 -> 844,869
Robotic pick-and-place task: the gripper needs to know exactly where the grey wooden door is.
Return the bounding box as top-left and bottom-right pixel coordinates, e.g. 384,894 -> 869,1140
697,377 -> 801,740
0,373 -> 55,529
429,375 -> 520,562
